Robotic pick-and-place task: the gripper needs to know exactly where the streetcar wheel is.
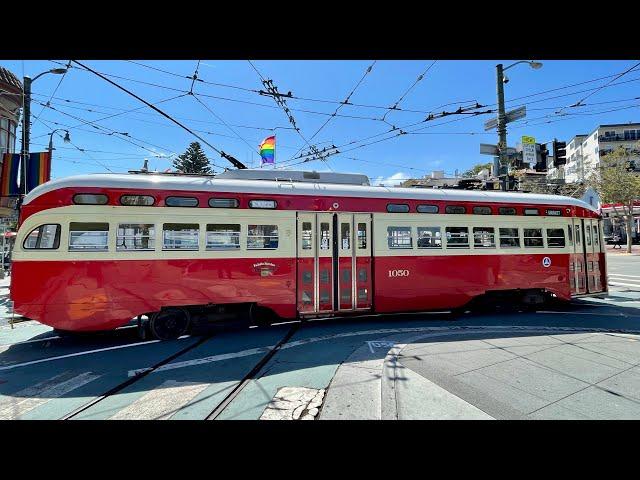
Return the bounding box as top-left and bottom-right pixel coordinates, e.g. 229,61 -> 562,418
149,309 -> 191,340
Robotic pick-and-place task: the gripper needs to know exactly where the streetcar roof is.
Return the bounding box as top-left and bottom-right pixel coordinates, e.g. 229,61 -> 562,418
23,173 -> 599,212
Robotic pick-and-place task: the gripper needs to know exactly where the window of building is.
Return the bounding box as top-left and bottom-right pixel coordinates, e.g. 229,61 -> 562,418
387,226 -> 412,249
69,222 -> 109,251
301,222 -> 312,250
357,223 -> 367,249
208,198 -> 239,208
445,205 -> 466,214
473,227 -> 495,248
499,228 -> 520,248
120,195 -> 155,206
247,225 -> 279,249
498,207 -> 517,215
472,206 -> 492,215
417,227 -> 441,249
117,224 -> 155,250
319,223 -> 330,250
341,222 -> 351,250
546,228 -> 566,247
445,227 -> 469,248
387,204 -> 410,213
206,224 -> 240,250
23,224 -> 60,250
417,204 -> 439,213
163,223 -> 199,250
165,196 -> 198,207
0,118 -> 8,155
523,228 -> 544,248
73,194 -> 108,205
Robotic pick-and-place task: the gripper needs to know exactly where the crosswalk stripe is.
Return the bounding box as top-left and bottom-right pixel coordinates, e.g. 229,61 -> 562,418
608,274 -> 640,279
0,372 -> 100,420
109,380 -> 209,420
609,281 -> 640,288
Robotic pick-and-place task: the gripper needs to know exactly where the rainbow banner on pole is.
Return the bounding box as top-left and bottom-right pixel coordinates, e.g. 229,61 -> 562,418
259,135 -> 275,165
26,151 -> 52,193
1,153 -> 21,197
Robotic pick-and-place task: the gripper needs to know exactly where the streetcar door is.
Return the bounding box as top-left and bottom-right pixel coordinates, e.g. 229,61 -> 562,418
354,214 -> 372,310
573,219 -> 587,294
337,214 -> 354,311
586,219 -> 603,293
316,213 -> 335,312
296,214 -> 316,314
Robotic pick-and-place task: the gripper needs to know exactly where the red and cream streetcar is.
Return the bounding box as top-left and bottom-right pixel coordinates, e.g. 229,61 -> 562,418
10,169 -> 607,339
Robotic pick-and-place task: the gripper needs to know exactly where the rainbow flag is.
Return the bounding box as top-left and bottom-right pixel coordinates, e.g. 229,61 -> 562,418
26,152 -> 52,193
0,153 -> 21,197
259,135 -> 275,165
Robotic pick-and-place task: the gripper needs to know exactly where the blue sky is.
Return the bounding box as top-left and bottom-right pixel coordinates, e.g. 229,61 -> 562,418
2,59 -> 639,185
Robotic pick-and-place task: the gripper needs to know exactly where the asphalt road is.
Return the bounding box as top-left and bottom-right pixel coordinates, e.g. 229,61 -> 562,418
1,253 -> 639,420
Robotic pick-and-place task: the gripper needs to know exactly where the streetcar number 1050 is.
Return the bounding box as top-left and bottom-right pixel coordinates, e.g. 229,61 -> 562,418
388,269 -> 410,277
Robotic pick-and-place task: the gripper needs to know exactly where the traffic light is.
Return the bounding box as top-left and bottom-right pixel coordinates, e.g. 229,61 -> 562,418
535,143 -> 548,172
553,139 -> 567,166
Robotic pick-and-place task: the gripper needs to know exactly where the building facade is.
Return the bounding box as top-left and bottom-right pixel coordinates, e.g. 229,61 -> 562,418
549,124 -> 640,183
0,66 -> 23,219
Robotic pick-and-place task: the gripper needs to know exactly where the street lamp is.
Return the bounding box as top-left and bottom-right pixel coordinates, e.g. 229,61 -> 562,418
20,67 -> 68,195
495,60 -> 543,191
48,129 -> 71,156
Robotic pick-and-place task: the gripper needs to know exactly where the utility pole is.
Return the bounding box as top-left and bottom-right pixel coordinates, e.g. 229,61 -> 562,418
496,64 -> 508,191
20,76 -> 32,197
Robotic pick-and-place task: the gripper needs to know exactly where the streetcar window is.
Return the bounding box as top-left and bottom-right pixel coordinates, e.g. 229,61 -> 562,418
23,224 -> 60,250
301,222 -> 312,250
593,226 -> 600,246
208,198 -> 239,208
523,228 -> 544,248
73,194 -> 108,205
585,226 -> 592,246
546,228 -> 566,248
117,224 -> 155,251
445,227 -> 469,248
341,222 -> 351,250
249,199 -> 277,209
472,206 -> 492,215
417,227 -> 442,249
165,196 -> 198,207
567,225 -> 573,245
473,227 -> 496,248
320,223 -> 331,250
387,226 -> 412,249
163,223 -> 199,250
206,224 -> 240,250
120,195 -> 155,206
69,222 -> 109,251
417,204 -> 439,214
387,204 -> 410,213
357,223 -> 367,249
247,225 -> 279,250
575,226 -> 581,245
445,206 -> 466,214
499,207 -> 517,215
499,228 -> 520,248
524,208 -> 540,216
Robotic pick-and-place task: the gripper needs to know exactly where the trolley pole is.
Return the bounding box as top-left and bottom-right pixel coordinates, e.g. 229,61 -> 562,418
496,63 -> 508,192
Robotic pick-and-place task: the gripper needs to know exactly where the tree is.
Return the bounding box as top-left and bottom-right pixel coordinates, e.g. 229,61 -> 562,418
462,162 -> 493,178
172,142 -> 212,174
588,146 -> 640,253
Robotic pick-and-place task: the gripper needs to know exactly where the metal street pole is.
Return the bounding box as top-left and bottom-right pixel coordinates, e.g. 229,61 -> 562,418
496,64 -> 508,191
20,75 -> 32,197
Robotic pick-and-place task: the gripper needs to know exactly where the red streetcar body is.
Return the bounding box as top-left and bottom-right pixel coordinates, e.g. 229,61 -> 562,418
10,173 -> 607,333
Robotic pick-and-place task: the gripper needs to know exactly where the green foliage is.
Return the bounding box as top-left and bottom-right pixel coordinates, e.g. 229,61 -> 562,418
462,162 -> 492,178
172,142 -> 212,174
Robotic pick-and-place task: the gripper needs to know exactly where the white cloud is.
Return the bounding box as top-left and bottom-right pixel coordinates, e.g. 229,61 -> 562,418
371,172 -> 412,186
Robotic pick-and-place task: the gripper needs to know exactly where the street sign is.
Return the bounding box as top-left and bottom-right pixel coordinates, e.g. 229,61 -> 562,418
480,143 -> 499,155
522,135 -> 536,164
483,106 -> 527,131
